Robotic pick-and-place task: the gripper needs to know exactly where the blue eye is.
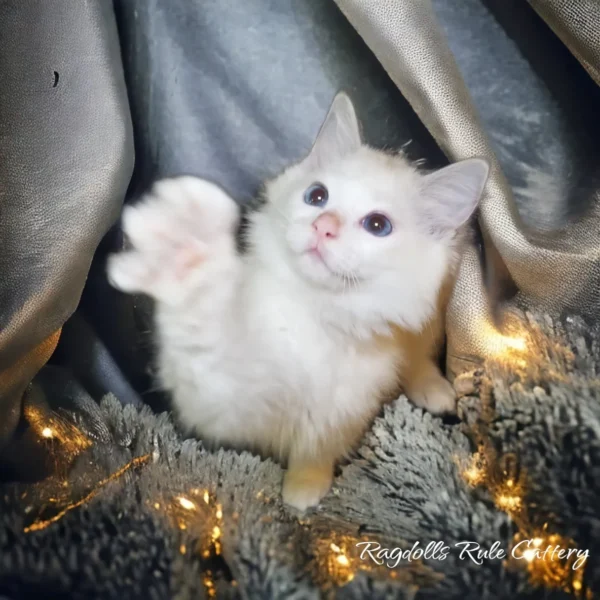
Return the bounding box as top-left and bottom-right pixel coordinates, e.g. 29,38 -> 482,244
304,183 -> 328,207
362,213 -> 393,236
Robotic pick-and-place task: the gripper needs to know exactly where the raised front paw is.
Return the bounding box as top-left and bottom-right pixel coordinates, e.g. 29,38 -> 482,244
107,176 -> 239,304
405,363 -> 457,415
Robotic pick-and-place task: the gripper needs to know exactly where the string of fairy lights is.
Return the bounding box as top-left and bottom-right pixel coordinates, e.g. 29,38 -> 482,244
459,442 -> 589,597
456,317 -> 591,598
16,319 -> 591,597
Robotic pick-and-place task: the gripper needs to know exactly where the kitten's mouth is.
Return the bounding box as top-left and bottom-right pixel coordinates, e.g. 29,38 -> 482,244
306,245 -> 331,270
307,246 -> 325,263
304,245 -> 347,280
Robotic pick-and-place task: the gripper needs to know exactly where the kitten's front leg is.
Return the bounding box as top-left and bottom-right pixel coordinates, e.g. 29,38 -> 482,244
282,453 -> 334,511
396,308 -> 456,415
404,358 -> 456,415
107,176 -> 240,311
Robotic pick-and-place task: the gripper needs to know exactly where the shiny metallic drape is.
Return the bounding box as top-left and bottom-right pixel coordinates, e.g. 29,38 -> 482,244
334,0 -> 600,376
528,0 -> 600,86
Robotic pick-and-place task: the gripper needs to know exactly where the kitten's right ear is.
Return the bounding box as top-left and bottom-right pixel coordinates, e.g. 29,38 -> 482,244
307,92 -> 362,169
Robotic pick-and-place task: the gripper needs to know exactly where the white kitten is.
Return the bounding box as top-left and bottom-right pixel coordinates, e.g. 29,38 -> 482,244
107,93 -> 489,511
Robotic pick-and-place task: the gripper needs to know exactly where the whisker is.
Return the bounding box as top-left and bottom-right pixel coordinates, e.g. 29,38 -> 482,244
324,246 -> 362,291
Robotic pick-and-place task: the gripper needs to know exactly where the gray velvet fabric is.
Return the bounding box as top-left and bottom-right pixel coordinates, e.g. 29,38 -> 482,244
431,0 -> 600,231
111,0 -> 599,220
113,0 -> 445,202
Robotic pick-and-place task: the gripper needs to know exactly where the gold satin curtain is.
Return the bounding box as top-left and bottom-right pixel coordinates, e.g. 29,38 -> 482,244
334,0 -> 600,377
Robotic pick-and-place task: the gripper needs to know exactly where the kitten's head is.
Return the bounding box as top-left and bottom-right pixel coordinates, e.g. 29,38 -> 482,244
252,92 -> 489,332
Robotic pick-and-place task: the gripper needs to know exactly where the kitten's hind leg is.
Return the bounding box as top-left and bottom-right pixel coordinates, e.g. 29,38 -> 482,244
107,176 -> 240,306
282,454 -> 334,511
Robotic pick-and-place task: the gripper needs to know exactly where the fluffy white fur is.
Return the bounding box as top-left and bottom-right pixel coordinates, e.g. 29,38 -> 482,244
107,93 -> 489,510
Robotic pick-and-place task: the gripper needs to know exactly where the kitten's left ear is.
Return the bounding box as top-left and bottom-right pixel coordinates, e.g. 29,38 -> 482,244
419,158 -> 490,235
307,92 -> 362,169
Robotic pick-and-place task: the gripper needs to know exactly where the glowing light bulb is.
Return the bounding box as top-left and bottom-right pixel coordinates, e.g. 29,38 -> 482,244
203,491 -> 210,504
330,543 -> 341,553
496,494 -> 521,511
523,549 -> 536,562
503,336 -> 526,351
41,427 -> 54,439
336,554 -> 350,567
177,496 -> 196,511
481,323 -> 527,357
532,537 -> 543,548
463,466 -> 484,486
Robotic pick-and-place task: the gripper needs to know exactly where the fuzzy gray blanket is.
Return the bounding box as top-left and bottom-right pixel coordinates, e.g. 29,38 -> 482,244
1,310 -> 598,599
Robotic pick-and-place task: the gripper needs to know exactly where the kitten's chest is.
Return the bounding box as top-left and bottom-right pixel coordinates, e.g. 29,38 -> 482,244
251,289 -> 400,399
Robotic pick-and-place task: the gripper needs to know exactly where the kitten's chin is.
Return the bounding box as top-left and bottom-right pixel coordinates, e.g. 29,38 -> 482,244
295,251 -> 344,290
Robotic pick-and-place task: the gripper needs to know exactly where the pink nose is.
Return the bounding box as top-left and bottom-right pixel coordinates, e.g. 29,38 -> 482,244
312,212 -> 341,239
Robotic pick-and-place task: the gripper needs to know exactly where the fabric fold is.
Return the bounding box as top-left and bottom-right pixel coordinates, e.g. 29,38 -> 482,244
334,0 -> 600,374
